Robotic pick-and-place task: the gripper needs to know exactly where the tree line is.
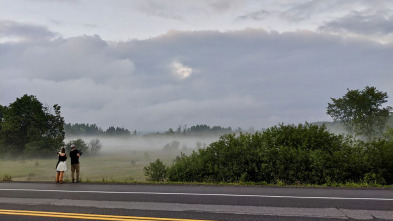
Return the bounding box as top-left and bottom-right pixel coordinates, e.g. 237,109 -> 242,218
148,124 -> 233,137
64,123 -> 131,137
65,123 -> 232,137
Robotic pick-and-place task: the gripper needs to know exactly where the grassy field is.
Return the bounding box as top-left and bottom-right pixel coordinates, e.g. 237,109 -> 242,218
0,150 -> 179,182
2,151 -> 393,188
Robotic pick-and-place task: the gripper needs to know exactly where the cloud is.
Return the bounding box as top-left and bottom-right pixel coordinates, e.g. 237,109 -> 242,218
171,61 -> 192,79
1,27 -> 392,131
136,0 -> 244,21
319,10 -> 393,36
136,0 -> 184,20
0,20 -> 58,41
83,23 -> 97,29
3,0 -> 393,43
238,10 -> 272,21
282,0 -> 349,20
236,1 -> 393,43
1,34 -> 134,85
209,0 -> 233,12
237,0 -> 334,22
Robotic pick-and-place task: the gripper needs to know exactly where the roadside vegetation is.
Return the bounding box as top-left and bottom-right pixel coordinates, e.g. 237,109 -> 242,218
144,86 -> 393,186
145,123 -> 393,186
1,86 -> 393,187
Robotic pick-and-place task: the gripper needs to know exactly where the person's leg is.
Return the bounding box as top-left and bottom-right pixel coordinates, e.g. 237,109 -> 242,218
59,171 -> 64,184
56,171 -> 60,183
75,164 -> 80,182
71,164 -> 75,182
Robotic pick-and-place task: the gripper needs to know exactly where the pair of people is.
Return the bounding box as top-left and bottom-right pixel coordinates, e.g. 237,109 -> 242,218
55,144 -> 81,183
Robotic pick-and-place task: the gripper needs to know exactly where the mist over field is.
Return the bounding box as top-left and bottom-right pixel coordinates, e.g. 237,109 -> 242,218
65,135 -> 219,153
0,134 -> 221,182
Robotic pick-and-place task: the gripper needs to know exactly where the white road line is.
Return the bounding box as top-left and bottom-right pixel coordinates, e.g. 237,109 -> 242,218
1,188 -> 393,201
1,197 -> 393,219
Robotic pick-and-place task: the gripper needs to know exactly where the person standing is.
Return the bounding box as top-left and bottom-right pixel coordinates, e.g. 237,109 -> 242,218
56,147 -> 67,184
70,144 -> 81,183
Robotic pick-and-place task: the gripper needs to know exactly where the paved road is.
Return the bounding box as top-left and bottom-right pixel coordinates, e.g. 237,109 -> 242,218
0,182 -> 392,220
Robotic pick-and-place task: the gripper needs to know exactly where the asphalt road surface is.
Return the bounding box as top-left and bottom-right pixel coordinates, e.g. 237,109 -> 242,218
0,182 -> 392,221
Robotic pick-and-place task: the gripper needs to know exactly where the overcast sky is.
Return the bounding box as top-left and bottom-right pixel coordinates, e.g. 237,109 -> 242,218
1,0 -> 393,131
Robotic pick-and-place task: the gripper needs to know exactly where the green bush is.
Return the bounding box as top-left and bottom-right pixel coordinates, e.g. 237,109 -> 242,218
167,123 -> 393,185
144,159 -> 168,182
363,138 -> 393,184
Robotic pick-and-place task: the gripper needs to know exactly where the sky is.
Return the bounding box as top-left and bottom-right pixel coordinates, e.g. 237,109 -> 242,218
1,0 -> 393,132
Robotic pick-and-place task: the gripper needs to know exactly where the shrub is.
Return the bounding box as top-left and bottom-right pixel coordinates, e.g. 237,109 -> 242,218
144,159 -> 168,182
167,123 -> 393,185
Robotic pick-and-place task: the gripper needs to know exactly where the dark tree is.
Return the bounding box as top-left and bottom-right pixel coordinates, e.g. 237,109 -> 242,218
327,86 -> 390,140
64,123 -> 104,136
65,138 -> 89,155
0,95 -> 65,156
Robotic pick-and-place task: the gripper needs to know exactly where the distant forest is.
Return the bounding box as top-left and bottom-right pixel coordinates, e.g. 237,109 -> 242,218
64,123 -> 131,136
65,117 -> 393,138
64,123 -> 233,137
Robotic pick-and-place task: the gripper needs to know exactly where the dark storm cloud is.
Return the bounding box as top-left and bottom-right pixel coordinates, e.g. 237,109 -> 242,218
1,27 -> 392,130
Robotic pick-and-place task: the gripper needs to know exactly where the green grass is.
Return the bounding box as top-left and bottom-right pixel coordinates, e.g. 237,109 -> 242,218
0,150 -> 177,182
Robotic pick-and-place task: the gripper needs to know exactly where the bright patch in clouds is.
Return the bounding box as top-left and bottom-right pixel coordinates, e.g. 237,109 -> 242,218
171,61 -> 192,79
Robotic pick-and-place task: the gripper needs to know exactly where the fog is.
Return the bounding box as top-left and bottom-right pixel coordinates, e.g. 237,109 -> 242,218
65,135 -> 221,153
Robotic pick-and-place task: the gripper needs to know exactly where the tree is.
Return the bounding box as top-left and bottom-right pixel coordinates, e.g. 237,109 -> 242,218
0,95 -> 64,156
89,138 -> 102,155
65,139 -> 89,155
105,126 -> 130,136
162,140 -> 180,152
327,86 -> 390,140
64,123 -> 104,136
